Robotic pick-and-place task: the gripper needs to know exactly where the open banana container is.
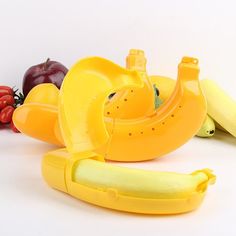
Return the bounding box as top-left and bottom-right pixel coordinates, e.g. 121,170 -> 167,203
43,149 -> 215,215
42,50 -> 216,215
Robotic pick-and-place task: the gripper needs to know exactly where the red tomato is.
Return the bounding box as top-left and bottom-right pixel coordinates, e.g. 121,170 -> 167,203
0,106 -> 14,124
0,86 -> 14,98
0,100 -> 7,109
0,95 -> 15,109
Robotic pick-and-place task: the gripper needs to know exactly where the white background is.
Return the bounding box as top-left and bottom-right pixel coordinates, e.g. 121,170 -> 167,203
0,0 -> 236,235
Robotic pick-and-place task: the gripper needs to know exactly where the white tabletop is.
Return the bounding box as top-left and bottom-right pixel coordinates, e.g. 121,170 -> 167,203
0,129 -> 235,236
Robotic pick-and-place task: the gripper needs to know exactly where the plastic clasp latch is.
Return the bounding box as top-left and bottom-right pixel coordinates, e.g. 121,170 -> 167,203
181,57 -> 199,65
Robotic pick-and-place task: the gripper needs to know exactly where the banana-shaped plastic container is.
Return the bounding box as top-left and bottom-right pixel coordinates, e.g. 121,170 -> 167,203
14,53 -> 207,162
104,49 -> 155,119
59,56 -> 207,161
150,76 -> 216,137
40,53 -> 215,214
42,149 -> 215,214
12,50 -> 216,214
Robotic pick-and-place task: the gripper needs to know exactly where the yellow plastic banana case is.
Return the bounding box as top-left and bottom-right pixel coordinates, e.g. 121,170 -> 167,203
42,149 -> 215,215
12,49 -> 215,214
13,52 -> 207,162
41,53 -> 215,214
98,56 -> 207,161
104,49 -> 155,119
60,55 -> 207,161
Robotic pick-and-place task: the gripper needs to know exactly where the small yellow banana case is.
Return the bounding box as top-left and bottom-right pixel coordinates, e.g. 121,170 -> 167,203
42,149 -> 215,215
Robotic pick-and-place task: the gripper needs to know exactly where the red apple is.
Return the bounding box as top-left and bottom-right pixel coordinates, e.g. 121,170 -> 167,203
22,58 -> 68,96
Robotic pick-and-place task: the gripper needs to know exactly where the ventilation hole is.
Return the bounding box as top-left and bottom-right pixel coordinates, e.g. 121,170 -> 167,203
179,105 -> 182,108
140,131 -> 143,134
107,112 -> 110,115
108,93 -> 116,99
124,98 -> 128,102
171,114 -> 175,117
131,90 -> 134,92
152,127 -> 155,131
128,133 -> 132,136
210,130 -> 215,134
162,122 -> 165,125
116,106 -> 119,109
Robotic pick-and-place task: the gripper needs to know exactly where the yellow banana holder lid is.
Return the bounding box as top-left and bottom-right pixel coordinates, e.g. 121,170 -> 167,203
42,149 -> 104,193
42,148 -> 215,215
41,51 -> 215,215
11,49 -> 216,213
13,50 -> 207,162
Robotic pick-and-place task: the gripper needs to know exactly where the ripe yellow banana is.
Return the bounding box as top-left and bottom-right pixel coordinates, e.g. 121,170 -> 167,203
215,121 -> 228,133
43,149 -> 216,214
196,115 -> 215,138
200,79 -> 236,137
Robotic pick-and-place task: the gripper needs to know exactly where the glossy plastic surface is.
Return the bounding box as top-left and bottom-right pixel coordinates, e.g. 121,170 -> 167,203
12,52 -> 163,147
42,148 -> 215,214
13,55 -> 207,162
150,76 -> 216,138
104,49 -> 155,118
97,57 -> 207,161
16,53 -> 215,215
58,57 -> 143,153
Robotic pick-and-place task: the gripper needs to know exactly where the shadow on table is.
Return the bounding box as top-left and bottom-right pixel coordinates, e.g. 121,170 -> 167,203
212,130 -> 236,146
